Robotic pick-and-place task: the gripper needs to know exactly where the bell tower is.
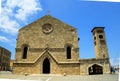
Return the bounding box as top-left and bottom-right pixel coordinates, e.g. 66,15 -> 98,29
91,27 -> 109,59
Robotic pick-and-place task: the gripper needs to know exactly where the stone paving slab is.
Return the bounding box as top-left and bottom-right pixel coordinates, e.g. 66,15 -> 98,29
0,72 -> 119,81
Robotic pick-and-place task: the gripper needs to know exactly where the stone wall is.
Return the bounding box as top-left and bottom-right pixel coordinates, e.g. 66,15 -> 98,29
15,15 -> 79,63
80,58 -> 110,75
0,46 -> 11,71
13,15 -> 110,75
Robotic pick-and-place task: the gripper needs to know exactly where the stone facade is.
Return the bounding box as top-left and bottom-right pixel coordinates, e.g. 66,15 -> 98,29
13,15 -> 110,75
10,60 -> 14,71
0,46 -> 11,71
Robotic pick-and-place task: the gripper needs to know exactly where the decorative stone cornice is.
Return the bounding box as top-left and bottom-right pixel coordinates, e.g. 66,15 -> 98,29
16,47 -> 79,52
16,48 -> 66,52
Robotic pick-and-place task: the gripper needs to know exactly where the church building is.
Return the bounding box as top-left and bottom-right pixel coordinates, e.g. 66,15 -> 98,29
13,15 -> 110,75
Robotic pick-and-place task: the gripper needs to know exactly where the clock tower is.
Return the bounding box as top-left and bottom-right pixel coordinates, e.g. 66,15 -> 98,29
91,27 -> 109,59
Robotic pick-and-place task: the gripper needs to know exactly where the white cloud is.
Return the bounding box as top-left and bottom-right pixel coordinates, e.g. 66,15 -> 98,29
110,58 -> 120,66
15,0 -> 42,21
85,0 -> 120,2
0,36 -> 9,42
1,14 -> 20,34
0,0 -> 42,35
0,1 -> 1,13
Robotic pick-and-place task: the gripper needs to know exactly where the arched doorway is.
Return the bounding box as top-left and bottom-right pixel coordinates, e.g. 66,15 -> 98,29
89,64 -> 103,75
43,58 -> 50,74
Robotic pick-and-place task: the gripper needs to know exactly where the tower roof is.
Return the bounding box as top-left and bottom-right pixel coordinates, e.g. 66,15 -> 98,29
91,27 -> 105,32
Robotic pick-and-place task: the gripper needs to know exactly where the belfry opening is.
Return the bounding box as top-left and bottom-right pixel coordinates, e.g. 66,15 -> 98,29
43,58 -> 50,74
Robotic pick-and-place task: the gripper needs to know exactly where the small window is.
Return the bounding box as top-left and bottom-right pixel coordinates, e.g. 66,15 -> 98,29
99,35 -> 103,39
22,46 -> 28,59
94,37 -> 96,40
66,46 -> 71,59
100,40 -> 106,45
97,30 -> 103,33
94,41 -> 96,46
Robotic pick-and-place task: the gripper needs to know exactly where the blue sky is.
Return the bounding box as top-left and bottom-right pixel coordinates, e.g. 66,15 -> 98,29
0,0 -> 120,66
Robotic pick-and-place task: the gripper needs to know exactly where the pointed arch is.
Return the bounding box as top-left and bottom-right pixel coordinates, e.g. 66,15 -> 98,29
88,64 -> 103,75
43,58 -> 50,74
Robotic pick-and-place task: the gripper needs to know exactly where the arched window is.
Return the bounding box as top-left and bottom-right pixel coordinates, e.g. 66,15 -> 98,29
66,46 -> 71,59
22,45 -> 28,59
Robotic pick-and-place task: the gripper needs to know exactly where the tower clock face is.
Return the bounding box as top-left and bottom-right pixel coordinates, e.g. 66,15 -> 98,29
42,23 -> 53,34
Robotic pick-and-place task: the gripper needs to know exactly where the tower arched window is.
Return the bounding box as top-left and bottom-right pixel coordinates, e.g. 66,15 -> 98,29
66,46 -> 71,59
22,45 -> 28,59
99,35 -> 103,39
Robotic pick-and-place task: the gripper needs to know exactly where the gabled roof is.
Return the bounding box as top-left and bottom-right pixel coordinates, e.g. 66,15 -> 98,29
35,50 -> 59,64
14,50 -> 58,64
19,15 -> 77,32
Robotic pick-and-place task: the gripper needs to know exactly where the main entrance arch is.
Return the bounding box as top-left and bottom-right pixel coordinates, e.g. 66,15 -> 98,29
43,58 -> 50,74
88,64 -> 103,75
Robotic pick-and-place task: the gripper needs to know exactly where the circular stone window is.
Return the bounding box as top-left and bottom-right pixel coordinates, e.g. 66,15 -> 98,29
42,23 -> 53,34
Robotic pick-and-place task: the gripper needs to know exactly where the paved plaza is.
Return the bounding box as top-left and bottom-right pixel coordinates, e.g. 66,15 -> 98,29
0,71 -> 119,81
